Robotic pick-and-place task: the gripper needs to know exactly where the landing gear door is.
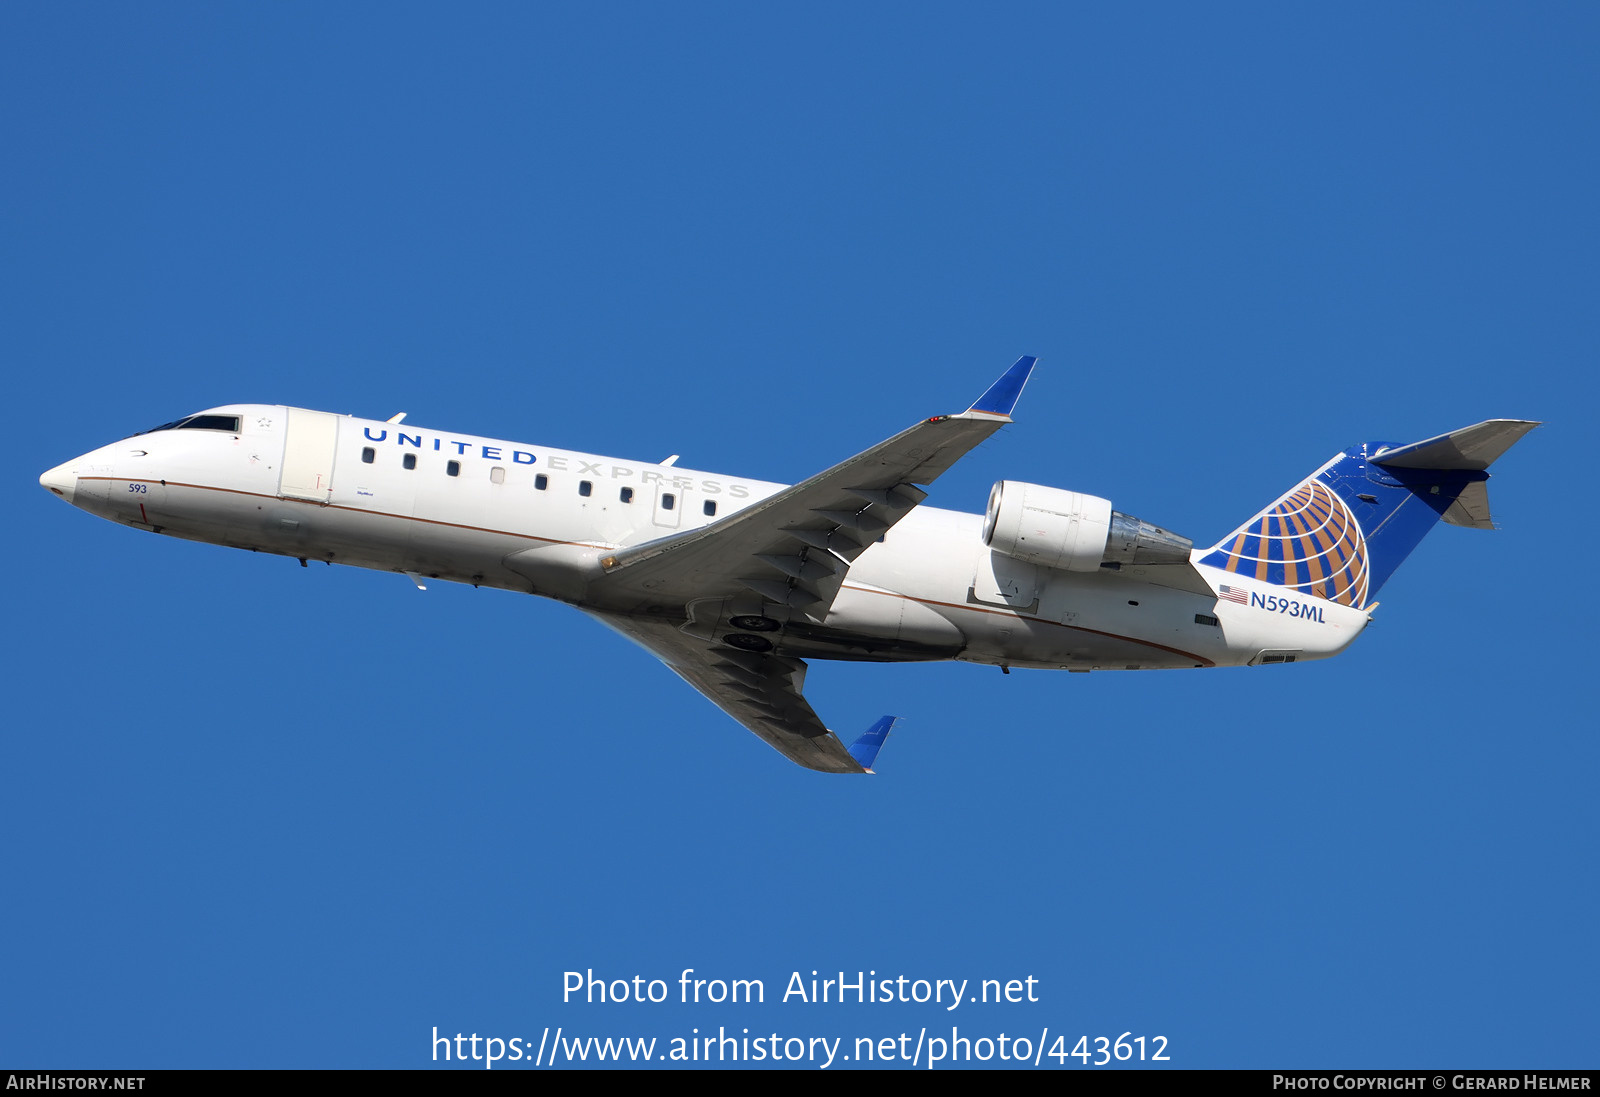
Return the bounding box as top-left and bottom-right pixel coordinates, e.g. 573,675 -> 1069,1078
279,408 -> 341,503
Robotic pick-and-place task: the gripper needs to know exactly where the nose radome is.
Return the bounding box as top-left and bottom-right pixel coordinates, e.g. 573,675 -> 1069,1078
40,462 -> 77,504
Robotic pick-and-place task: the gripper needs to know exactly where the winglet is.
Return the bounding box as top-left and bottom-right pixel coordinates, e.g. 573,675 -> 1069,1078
963,356 -> 1037,419
846,715 -> 899,773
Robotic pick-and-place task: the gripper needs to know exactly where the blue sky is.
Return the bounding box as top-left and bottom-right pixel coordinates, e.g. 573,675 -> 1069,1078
5,3 -> 1595,1070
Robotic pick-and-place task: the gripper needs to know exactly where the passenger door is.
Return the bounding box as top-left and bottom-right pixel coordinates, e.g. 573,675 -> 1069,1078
278,408 -> 341,503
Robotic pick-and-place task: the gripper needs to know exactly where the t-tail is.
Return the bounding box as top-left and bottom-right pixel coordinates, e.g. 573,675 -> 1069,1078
1200,420 -> 1539,609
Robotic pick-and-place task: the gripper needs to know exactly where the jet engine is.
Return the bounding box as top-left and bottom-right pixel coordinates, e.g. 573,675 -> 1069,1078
982,480 -> 1193,572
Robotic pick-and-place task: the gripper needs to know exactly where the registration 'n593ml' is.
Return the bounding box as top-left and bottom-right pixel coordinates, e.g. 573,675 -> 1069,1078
1250,592 -> 1326,623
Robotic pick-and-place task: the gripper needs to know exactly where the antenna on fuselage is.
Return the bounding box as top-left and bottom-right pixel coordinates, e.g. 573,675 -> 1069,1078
386,412 -> 407,424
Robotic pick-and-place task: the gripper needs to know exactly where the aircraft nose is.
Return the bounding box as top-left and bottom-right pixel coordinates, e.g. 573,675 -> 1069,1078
40,461 -> 77,504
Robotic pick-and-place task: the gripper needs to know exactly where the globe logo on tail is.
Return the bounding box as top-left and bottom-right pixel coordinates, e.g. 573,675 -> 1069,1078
1204,477 -> 1370,608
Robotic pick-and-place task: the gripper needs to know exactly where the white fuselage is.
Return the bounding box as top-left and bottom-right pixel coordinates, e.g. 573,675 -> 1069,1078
41,404 -> 1371,672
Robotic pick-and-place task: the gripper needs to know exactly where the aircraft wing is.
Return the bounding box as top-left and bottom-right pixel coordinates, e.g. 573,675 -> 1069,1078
584,609 -> 890,773
579,357 -> 1034,771
594,356 -> 1037,617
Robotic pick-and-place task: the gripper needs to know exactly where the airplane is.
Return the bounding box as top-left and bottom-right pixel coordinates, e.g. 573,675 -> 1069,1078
38,358 -> 1536,773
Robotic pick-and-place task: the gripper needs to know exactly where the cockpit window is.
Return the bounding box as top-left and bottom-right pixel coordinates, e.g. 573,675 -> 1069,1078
137,414 -> 241,435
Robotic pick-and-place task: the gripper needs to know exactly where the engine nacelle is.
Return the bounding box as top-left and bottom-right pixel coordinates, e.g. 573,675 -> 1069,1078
982,480 -> 1193,572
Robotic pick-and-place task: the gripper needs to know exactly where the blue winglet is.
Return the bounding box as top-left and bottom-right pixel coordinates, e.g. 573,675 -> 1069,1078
966,356 -> 1037,417
847,715 -> 899,772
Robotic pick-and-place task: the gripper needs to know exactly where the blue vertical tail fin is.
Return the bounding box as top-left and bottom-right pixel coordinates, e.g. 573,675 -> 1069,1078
1200,420 -> 1537,608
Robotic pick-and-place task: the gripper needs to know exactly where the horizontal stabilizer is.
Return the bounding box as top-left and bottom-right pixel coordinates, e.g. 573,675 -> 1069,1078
1372,419 -> 1539,471
1374,418 -> 1539,530
847,715 -> 899,773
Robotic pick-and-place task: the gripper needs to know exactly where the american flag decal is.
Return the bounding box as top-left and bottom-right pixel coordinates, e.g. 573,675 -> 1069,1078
1218,584 -> 1248,605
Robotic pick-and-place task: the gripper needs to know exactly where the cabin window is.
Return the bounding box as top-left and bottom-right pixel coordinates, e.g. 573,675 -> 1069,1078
490,466 -> 506,485
403,453 -> 417,470
661,493 -> 675,511
535,474 -> 548,491
361,447 -> 375,464
447,460 -> 460,477
703,500 -> 717,517
620,487 -> 634,503
579,481 -> 592,497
